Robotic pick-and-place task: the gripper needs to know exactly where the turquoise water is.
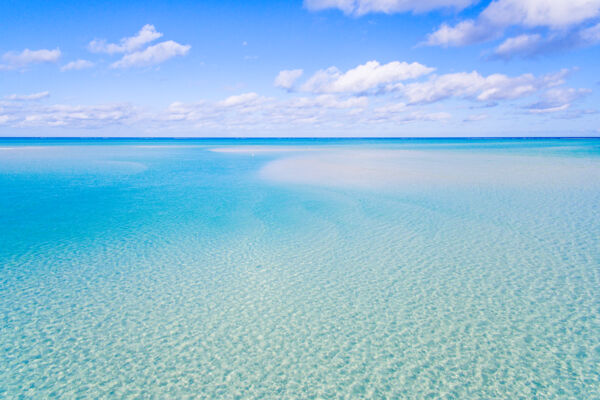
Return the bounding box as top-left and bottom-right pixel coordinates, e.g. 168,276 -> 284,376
1,138 -> 599,398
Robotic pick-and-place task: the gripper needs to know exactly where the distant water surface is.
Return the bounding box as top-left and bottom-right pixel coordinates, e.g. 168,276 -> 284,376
1,138 -> 599,398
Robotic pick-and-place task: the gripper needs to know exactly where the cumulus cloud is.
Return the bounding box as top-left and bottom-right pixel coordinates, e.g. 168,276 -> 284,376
274,69 -> 304,90
0,48 -> 61,70
61,59 -> 95,71
402,69 -> 568,104
299,60 -> 434,94
162,91 -> 372,131
0,57 -> 591,133
34,92 -> 437,132
491,24 -> 600,59
5,91 -> 50,101
88,24 -> 163,54
110,40 -> 191,68
425,0 -> 600,48
0,80 -> 589,133
304,0 -> 478,15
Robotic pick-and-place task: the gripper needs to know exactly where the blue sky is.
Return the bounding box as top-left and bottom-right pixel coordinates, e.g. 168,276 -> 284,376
1,0 -> 599,137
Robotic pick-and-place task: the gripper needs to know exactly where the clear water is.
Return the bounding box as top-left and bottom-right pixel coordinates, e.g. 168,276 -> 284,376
1,138 -> 599,399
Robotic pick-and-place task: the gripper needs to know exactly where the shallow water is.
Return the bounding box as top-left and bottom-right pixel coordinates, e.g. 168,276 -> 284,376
1,138 -> 599,398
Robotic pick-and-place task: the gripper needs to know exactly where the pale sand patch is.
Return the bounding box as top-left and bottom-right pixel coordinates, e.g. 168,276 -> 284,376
210,146 -> 325,154
132,145 -> 202,148
0,146 -> 48,150
258,149 -> 600,188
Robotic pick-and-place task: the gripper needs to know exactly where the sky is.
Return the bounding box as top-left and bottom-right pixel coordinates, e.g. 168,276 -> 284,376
1,0 -> 599,137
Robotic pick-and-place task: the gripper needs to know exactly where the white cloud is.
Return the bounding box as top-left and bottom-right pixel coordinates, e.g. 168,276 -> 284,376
61,59 -> 95,71
289,94 -> 368,109
0,114 -> 14,125
482,0 -> 600,29
163,93 -> 387,131
299,60 -> 434,94
1,48 -> 61,70
403,70 -> 568,104
304,0 -> 478,15
491,24 -> 600,59
274,69 -> 304,89
162,89 -> 453,130
528,103 -> 570,113
88,24 -> 163,54
492,34 -> 544,58
20,104 -> 136,128
304,0 -> 355,14
110,40 -> 190,68
581,22 -> 600,42
425,20 -> 499,47
0,58 -> 590,133
400,111 -> 451,122
5,91 -> 50,101
0,100 -> 137,129
218,92 -> 262,107
426,0 -> 600,47
526,87 -> 591,113
86,25 -> 189,69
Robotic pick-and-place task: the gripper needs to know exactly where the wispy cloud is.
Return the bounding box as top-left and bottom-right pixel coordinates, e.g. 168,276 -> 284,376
17,103 -> 137,128
492,34 -> 545,59
61,59 -> 95,71
5,91 -> 50,101
88,24 -> 163,54
0,48 -> 61,70
491,24 -> 600,60
581,22 -> 600,42
424,0 -> 600,53
86,25 -> 191,69
304,0 -> 478,15
463,113 -> 488,122
403,69 -> 568,104
110,40 -> 190,69
425,20 -> 500,47
525,87 -> 591,113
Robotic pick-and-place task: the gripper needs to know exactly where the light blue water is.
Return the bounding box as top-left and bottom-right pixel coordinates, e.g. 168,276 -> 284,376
1,138 -> 599,398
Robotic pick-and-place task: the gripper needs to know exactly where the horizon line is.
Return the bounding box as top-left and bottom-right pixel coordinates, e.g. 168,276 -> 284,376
1,136 -> 600,140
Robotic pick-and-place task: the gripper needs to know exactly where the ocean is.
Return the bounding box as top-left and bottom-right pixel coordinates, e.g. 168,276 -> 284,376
1,138 -> 599,398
